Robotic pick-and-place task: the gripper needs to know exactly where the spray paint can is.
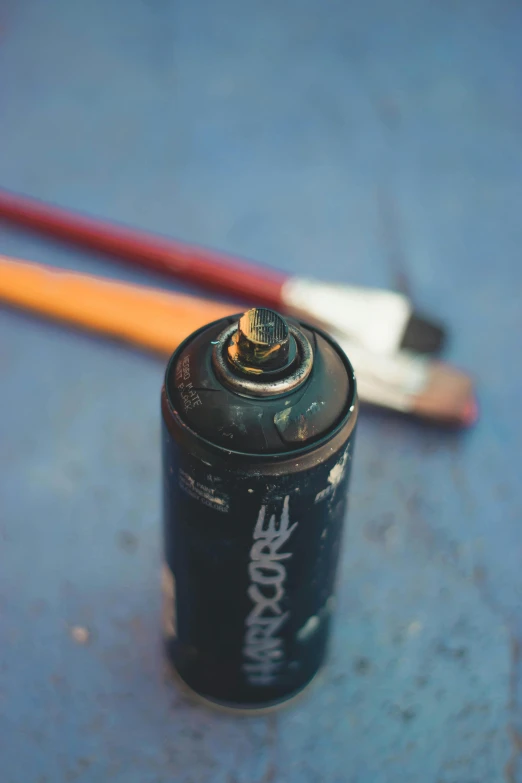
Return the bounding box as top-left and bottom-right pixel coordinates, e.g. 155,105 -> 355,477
161,308 -> 357,710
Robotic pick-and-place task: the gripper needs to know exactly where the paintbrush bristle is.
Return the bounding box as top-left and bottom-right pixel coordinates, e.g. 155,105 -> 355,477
412,361 -> 478,427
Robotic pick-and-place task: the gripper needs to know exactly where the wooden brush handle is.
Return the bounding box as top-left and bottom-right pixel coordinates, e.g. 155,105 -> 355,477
0,255 -> 237,354
0,189 -> 287,307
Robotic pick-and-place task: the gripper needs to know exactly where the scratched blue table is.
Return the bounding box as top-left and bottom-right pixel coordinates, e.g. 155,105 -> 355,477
1,2 -> 521,781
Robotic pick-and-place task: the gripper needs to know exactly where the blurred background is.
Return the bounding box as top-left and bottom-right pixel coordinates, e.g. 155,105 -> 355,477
1,1 -> 521,781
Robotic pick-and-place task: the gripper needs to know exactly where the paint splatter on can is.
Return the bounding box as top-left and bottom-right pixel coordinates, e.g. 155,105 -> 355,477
161,308 -> 357,710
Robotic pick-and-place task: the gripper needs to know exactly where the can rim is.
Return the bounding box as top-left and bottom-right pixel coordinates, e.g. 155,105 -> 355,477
163,315 -> 358,461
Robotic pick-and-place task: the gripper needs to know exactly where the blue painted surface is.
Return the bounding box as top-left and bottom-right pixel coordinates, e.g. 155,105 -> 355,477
0,1 -> 521,780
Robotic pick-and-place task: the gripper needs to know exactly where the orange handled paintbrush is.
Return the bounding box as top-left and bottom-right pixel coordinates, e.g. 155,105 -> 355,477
0,255 -> 476,426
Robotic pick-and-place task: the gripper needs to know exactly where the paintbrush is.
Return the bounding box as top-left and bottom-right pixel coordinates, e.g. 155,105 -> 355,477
0,189 -> 445,357
0,255 -> 476,427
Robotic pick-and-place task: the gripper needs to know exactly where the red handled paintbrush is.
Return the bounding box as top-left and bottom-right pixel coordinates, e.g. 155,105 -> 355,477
0,189 -> 445,357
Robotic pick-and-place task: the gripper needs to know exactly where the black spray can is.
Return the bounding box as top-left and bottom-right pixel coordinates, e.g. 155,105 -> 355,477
161,308 -> 357,710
